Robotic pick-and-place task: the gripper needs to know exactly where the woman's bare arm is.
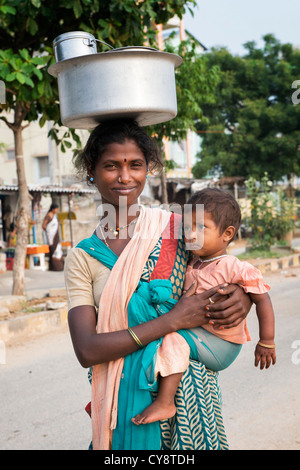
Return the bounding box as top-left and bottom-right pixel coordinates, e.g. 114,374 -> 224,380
68,282 -> 224,368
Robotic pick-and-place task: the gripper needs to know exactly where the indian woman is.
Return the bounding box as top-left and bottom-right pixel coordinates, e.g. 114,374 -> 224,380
65,119 -> 251,450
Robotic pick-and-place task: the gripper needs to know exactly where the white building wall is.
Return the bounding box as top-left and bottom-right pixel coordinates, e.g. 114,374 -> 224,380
0,116 -> 88,186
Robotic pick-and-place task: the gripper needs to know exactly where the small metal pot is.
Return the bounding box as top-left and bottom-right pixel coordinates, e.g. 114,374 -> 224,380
48,35 -> 182,129
53,31 -> 98,62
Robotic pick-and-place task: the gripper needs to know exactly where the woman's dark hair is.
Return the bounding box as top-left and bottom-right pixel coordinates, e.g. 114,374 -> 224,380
49,203 -> 59,212
187,188 -> 241,241
73,119 -> 164,185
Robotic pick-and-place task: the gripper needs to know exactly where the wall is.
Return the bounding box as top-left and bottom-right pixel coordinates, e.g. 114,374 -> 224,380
0,115 -> 88,186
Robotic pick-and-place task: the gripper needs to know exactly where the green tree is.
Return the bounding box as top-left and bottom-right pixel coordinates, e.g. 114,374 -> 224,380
192,35 -> 300,181
150,38 -> 220,202
0,0 -> 197,294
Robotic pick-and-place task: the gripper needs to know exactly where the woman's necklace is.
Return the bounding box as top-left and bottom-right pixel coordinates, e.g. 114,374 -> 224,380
98,218 -> 138,246
194,254 -> 228,270
99,224 -> 109,247
99,218 -> 137,238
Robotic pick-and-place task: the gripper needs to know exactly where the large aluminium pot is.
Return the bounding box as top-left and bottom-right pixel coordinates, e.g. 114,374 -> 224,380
48,41 -> 182,129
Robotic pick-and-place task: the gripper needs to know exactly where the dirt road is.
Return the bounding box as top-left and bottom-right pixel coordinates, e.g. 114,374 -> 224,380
0,267 -> 299,450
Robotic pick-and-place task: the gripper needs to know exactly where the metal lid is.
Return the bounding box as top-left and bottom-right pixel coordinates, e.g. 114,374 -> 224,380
111,46 -> 158,52
102,45 -> 182,67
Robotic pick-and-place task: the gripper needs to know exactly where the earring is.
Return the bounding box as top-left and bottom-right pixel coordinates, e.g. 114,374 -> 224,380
90,176 -> 94,182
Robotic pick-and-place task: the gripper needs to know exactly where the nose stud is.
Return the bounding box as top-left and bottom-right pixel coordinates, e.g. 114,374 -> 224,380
118,176 -> 122,183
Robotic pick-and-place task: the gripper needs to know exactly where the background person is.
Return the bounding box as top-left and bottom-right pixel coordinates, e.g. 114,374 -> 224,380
42,203 -> 64,271
7,222 -> 17,247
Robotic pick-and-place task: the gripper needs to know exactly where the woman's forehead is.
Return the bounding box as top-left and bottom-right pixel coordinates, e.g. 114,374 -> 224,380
100,139 -> 145,160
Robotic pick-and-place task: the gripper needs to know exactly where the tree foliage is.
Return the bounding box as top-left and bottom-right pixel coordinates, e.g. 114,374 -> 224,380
192,34 -> 300,181
0,0 -> 197,52
149,38 -> 220,142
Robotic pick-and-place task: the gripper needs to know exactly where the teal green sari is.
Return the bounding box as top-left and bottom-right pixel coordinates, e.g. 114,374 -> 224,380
78,213 -> 228,450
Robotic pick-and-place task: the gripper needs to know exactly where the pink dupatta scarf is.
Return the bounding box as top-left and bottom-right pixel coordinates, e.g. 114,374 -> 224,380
91,205 -> 171,450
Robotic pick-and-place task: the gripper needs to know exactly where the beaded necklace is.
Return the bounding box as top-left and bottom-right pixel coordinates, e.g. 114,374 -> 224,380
194,254 -> 228,269
99,218 -> 137,239
98,218 -> 138,246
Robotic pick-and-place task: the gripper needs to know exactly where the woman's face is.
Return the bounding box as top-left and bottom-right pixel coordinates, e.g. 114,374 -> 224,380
91,139 -> 148,209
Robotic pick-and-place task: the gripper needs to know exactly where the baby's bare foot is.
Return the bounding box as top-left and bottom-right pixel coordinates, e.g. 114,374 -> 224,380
132,400 -> 176,425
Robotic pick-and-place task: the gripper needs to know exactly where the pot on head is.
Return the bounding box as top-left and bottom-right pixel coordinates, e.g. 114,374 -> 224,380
49,33 -> 182,129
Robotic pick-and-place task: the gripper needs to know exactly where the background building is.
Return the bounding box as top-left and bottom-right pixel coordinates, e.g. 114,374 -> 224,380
0,117 -> 88,187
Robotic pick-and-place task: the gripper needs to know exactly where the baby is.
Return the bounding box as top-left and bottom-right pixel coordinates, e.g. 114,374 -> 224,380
132,188 -> 276,425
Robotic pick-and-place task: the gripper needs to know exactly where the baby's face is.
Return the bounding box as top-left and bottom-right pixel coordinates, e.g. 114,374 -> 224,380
183,210 -> 224,258
183,209 -> 204,254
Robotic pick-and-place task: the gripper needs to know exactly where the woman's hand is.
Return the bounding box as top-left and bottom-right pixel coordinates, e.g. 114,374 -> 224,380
204,284 -> 252,329
169,281 -> 229,330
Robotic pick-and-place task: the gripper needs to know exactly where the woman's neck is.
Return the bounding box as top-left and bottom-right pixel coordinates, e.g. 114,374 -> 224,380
99,202 -> 140,229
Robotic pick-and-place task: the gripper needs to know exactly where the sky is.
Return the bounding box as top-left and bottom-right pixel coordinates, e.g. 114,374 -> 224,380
184,0 -> 300,55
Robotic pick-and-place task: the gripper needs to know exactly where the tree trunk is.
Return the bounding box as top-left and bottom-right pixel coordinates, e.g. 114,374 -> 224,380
12,125 -> 31,295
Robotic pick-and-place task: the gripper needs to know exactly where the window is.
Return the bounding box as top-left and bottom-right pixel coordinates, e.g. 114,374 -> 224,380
6,149 -> 15,161
34,155 -> 50,183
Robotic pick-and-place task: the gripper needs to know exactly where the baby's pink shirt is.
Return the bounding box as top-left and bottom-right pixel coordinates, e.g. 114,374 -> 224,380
184,255 -> 270,344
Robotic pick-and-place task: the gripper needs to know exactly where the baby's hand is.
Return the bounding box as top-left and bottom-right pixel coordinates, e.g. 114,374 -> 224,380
254,342 -> 276,370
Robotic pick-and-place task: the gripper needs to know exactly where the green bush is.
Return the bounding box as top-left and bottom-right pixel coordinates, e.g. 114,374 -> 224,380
272,190 -> 297,240
245,173 -> 297,251
245,173 -> 276,250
